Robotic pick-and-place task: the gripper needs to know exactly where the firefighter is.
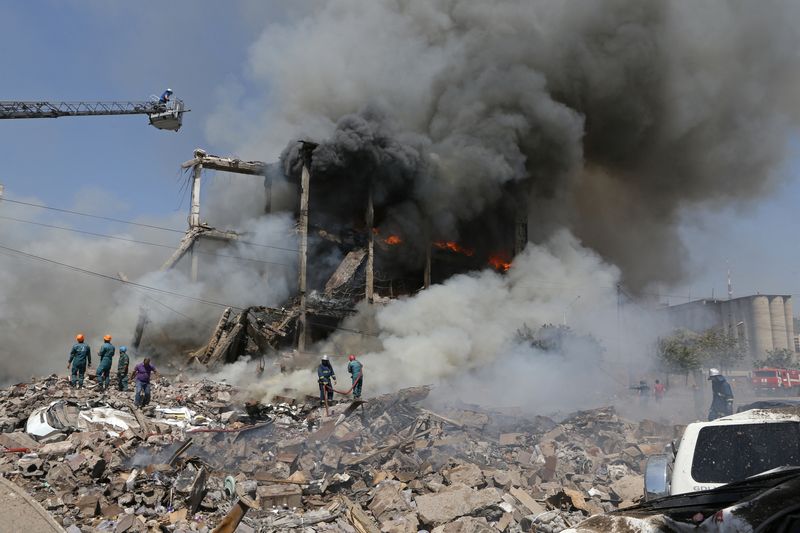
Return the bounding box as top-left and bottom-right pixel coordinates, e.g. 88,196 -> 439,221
117,346 -> 130,391
317,354 -> 336,406
347,354 -> 363,399
68,334 -> 91,388
96,335 -> 115,390
159,88 -> 173,105
708,368 -> 734,420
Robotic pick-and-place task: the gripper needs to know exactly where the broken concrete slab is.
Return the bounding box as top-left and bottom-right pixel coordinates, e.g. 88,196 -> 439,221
368,480 -> 413,521
415,485 -> 502,526
443,463 -> 484,488
257,484 -> 303,508
432,516 -> 495,533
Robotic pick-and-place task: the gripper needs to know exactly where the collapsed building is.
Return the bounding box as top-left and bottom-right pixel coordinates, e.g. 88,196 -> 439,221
133,145 -> 530,369
0,373 -> 676,532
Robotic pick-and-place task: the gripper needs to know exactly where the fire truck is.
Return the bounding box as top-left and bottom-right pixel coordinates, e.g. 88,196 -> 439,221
751,367 -> 800,396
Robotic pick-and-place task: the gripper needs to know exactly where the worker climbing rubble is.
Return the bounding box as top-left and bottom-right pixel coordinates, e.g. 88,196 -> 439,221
67,333 -> 91,388
117,345 -> 129,391
317,354 -> 336,406
131,357 -> 157,408
708,367 -> 734,420
347,354 -> 363,399
95,334 -> 115,390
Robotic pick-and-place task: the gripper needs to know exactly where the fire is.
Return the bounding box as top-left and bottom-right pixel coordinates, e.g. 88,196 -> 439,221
434,241 -> 475,256
488,253 -> 511,272
384,235 -> 402,245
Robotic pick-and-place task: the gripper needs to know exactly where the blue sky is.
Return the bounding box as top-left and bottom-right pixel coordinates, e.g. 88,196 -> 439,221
0,1 -> 294,218
2,1 -> 799,306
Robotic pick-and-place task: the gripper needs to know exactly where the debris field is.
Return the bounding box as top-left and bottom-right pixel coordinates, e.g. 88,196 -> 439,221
0,373 -> 676,532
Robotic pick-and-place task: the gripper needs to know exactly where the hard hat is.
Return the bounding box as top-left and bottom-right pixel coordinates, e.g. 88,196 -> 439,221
103,335 -> 112,342
348,354 -> 356,361
76,334 -> 85,343
708,368 -> 721,379
166,88 -> 173,93
321,354 -> 329,361
119,346 -> 127,352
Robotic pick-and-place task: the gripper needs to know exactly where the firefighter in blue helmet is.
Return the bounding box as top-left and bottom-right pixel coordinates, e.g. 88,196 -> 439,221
68,334 -> 92,388
159,88 -> 173,105
708,368 -> 734,420
347,354 -> 363,399
96,335 -> 115,390
317,354 -> 336,406
117,346 -> 130,391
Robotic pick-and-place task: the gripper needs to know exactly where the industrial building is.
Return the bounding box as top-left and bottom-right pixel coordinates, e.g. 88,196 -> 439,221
667,295 -> 796,362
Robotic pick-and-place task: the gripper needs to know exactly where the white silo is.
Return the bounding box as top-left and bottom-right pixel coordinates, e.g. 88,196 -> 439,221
784,296 -> 795,352
770,296 -> 789,351
751,296 -> 773,358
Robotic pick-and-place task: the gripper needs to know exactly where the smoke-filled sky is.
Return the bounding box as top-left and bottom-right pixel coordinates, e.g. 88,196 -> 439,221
2,1 -> 800,388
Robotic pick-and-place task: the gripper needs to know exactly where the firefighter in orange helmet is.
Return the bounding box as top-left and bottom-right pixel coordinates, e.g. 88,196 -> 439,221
68,334 -> 92,388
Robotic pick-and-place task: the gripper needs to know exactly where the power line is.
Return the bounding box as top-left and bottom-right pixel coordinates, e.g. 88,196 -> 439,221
0,214 -> 294,268
0,196 -> 300,253
0,241 -> 385,339
0,197 -> 185,233
0,242 -> 243,311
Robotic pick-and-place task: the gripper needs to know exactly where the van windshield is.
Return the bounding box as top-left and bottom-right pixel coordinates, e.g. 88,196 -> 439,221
692,422 -> 800,483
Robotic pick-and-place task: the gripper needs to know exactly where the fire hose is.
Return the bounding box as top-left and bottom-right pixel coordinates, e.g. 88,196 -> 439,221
320,372 -> 363,417
327,371 -> 363,396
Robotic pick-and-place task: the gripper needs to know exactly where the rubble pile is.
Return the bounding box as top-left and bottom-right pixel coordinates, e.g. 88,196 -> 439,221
0,374 -> 675,532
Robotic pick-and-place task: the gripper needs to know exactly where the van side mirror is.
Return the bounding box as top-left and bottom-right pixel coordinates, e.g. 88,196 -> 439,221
644,454 -> 671,500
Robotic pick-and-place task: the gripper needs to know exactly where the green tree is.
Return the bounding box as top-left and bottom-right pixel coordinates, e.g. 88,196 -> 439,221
658,329 -> 703,377
753,348 -> 796,368
658,327 -> 746,377
695,328 -> 746,371
516,323 -> 604,358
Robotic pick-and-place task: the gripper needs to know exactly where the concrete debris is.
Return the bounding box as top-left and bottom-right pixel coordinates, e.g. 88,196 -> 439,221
0,375 -> 674,531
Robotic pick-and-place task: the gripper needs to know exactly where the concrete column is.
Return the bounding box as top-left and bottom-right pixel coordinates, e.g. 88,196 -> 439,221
784,297 -> 795,352
751,296 -> 773,359
189,163 -> 202,228
769,296 -> 789,351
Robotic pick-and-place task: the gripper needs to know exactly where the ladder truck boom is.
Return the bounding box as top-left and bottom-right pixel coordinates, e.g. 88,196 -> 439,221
0,98 -> 187,131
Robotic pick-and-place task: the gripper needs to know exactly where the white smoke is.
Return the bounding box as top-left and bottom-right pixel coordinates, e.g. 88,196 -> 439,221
247,231 -> 670,413
0,184 -> 297,384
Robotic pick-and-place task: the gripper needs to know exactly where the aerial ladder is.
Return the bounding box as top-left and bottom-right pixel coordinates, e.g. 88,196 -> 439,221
0,91 -> 188,131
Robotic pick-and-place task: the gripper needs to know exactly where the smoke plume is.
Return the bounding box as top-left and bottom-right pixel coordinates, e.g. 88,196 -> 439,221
228,0 -> 800,290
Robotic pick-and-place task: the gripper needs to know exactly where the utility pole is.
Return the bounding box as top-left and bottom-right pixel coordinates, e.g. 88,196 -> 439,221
296,141 -> 317,351
424,242 -> 432,289
727,261 -> 733,300
365,181 -> 375,303
188,149 -> 204,283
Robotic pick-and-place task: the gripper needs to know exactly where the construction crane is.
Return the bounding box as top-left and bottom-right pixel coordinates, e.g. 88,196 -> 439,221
0,93 -> 188,131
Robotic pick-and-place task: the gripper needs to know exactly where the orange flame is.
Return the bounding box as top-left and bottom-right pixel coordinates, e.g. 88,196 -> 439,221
434,241 -> 475,256
488,253 -> 511,272
384,235 -> 402,245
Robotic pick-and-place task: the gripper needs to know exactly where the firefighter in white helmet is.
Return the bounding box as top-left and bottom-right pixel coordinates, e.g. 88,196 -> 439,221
317,354 -> 336,406
708,368 -> 734,420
